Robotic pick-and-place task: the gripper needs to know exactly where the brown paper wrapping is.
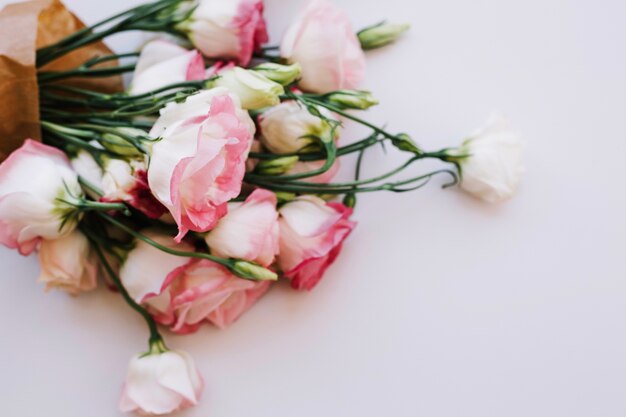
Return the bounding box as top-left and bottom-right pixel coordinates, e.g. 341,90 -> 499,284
0,0 -> 123,161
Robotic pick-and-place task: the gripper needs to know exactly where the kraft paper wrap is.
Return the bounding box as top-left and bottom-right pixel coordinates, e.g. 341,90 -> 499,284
0,0 -> 123,161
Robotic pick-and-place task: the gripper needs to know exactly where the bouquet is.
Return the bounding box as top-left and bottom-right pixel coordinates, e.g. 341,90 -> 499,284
0,0 -> 525,414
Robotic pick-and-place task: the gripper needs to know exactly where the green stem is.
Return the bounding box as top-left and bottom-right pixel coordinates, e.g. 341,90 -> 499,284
89,238 -> 164,346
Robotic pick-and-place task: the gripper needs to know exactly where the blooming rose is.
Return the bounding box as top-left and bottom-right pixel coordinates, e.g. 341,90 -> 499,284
205,188 -> 279,267
119,349 -> 203,415
280,0 -> 366,93
456,114 -> 525,203
37,230 -> 97,295
258,100 -> 337,154
147,89 -> 255,240
181,0 -> 268,66
129,40 -> 205,95
277,196 -> 356,290
164,260 -> 271,332
0,140 -> 82,255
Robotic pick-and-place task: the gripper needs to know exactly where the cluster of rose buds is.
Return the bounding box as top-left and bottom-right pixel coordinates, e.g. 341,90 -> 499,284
0,0 -> 524,414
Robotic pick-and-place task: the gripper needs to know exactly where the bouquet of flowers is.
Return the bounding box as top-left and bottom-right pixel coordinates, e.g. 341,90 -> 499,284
0,0 -> 525,414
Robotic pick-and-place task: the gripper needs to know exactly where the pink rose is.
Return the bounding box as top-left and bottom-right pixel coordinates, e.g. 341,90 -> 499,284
164,260 -> 270,333
129,40 -> 205,95
183,0 -> 268,66
280,0 -> 366,93
38,230 -> 97,296
147,89 -> 255,241
205,188 -> 279,267
0,140 -> 83,255
277,196 -> 356,290
120,349 -> 203,415
119,229 -> 195,322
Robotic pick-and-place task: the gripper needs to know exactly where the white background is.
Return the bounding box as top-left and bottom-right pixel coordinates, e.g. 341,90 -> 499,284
1,0 -> 625,416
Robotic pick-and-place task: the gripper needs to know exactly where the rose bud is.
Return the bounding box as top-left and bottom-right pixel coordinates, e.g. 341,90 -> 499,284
211,67 -> 284,110
0,140 -> 83,255
277,196 -> 356,290
205,188 -> 279,267
166,259 -> 271,333
325,90 -> 379,110
254,156 -> 300,176
251,62 -> 302,86
178,0 -> 268,66
129,40 -> 205,95
258,100 -> 338,154
147,88 -> 255,240
119,348 -> 203,415
37,230 -> 97,296
450,114 -> 525,203
357,21 -> 410,50
280,0 -> 366,93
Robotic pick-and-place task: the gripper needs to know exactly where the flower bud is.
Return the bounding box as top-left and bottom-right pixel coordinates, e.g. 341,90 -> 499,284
232,260 -> 278,281
252,62 -> 302,86
212,67 -> 284,110
255,156 -> 300,175
357,21 -> 410,50
391,133 -> 421,154
325,89 -> 378,110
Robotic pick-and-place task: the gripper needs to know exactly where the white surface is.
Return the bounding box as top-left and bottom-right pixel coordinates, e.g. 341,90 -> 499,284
1,0 -> 626,416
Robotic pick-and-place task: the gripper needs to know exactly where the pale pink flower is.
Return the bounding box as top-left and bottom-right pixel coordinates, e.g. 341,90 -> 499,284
129,40 -> 205,95
0,140 -> 82,255
147,89 -> 255,241
277,196 -> 356,290
119,349 -> 204,415
280,0 -> 366,93
37,230 -> 97,295
119,229 -> 195,322
165,260 -> 271,333
183,0 -> 268,66
205,188 -> 279,267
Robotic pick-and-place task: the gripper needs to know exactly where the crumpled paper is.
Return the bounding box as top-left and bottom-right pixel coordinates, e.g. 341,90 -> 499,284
0,0 -> 123,161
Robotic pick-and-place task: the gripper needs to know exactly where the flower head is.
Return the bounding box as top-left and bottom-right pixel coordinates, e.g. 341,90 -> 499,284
280,0 -> 365,93
147,89 -> 255,240
37,230 -> 97,295
181,0 -> 268,65
455,114 -> 525,203
129,40 -> 205,95
119,348 -> 204,415
277,196 -> 356,290
0,140 -> 82,255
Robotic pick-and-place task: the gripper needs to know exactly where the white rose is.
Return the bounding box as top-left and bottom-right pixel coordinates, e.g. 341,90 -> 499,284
458,114 -> 525,203
119,349 -> 204,415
